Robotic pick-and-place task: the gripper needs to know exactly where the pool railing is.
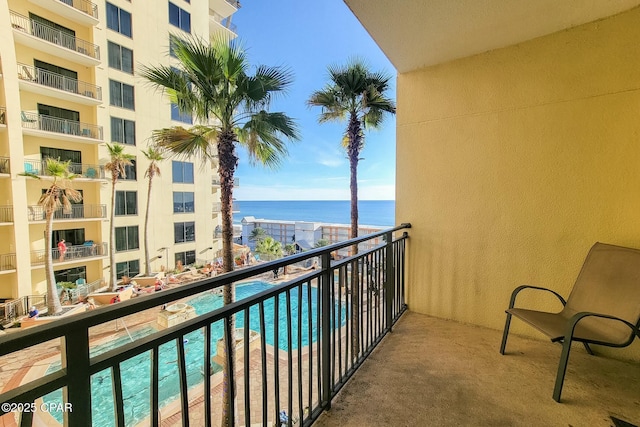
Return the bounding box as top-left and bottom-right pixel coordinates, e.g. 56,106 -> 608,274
0,223 -> 410,427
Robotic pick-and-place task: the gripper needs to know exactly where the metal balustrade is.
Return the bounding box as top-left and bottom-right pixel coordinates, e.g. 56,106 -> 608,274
10,11 -> 100,60
20,112 -> 103,140
23,159 -> 105,178
0,206 -> 13,223
0,224 -> 409,426
27,204 -> 107,221
18,63 -> 102,101
224,0 -> 240,8
0,156 -> 9,175
30,242 -> 107,265
0,253 -> 16,271
211,11 -> 238,32
212,177 -> 239,186
58,0 -> 99,19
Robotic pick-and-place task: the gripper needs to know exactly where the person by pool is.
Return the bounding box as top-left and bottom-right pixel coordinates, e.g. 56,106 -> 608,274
28,306 -> 39,318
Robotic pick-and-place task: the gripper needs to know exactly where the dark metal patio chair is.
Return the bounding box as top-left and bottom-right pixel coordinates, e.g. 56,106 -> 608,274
500,242 -> 640,402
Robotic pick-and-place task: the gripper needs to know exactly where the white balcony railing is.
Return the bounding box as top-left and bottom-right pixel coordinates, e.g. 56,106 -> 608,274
21,112 -> 103,140
18,63 -> 102,101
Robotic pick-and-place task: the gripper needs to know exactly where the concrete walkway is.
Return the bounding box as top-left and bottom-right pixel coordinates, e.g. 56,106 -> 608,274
315,311 -> 640,427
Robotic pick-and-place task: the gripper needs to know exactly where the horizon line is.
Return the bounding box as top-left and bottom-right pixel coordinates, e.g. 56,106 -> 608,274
234,199 -> 395,202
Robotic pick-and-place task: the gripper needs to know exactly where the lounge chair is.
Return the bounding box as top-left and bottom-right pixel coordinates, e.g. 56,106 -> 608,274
499,242 -> 640,402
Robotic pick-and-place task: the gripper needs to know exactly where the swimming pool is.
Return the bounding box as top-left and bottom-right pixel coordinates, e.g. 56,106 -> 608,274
43,281 -> 340,426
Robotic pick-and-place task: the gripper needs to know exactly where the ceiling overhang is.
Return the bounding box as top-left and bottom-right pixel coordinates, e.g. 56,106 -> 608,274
344,0 -> 640,73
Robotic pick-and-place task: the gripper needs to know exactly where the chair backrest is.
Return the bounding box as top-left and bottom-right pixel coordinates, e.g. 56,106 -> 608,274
563,242 -> 640,342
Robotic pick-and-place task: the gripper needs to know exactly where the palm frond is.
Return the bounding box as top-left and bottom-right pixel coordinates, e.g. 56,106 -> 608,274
238,111 -> 299,169
152,126 -> 218,163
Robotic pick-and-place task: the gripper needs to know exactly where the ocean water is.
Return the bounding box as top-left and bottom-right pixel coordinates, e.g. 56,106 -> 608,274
233,200 -> 395,227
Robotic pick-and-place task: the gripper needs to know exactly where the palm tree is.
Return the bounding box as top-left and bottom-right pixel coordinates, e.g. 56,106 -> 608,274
249,227 -> 268,243
255,236 -> 283,261
141,34 -> 299,426
142,147 -> 164,276
308,59 -> 395,359
283,243 -> 296,256
22,158 -> 82,315
105,143 -> 134,290
308,59 -> 396,243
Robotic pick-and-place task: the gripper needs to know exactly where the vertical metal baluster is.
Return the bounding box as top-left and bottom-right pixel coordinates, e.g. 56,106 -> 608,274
273,296 -> 281,422
316,279 -> 322,408
224,317 -> 236,427
337,266 -> 342,380
360,258 -> 366,356
307,281 -> 313,418
286,290 -> 293,427
177,336 -> 190,426
204,325 -> 212,427
330,259 -> 336,389
112,363 -> 125,427
151,346 -> 159,427
63,326 -> 91,427
297,284 -> 303,423
243,309 -> 251,427
259,302 -> 268,427
321,252 -> 332,409
19,406 -> 33,427
344,264 -> 350,369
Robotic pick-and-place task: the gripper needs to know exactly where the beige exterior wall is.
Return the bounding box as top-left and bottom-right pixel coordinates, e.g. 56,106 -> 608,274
397,8 -> 640,359
0,0 -> 238,299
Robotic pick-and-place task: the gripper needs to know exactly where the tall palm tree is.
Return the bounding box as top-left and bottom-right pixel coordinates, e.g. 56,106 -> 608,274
308,59 -> 395,358
141,147 -> 164,276
22,158 -> 82,315
105,143 -> 134,290
141,34 -> 299,426
308,59 -> 396,242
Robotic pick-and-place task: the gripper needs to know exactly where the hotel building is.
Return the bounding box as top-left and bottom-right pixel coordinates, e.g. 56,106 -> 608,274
0,0 -> 239,300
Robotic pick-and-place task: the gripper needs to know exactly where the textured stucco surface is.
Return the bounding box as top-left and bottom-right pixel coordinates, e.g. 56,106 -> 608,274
396,7 -> 640,360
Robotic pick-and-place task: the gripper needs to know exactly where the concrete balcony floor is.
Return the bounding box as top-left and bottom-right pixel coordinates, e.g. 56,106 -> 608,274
315,311 -> 640,427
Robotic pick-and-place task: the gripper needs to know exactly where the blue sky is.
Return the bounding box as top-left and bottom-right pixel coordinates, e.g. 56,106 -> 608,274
231,0 -> 397,201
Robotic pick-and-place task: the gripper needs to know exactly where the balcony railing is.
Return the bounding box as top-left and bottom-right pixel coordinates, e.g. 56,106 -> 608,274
58,0 -> 99,19
21,112 -> 103,140
0,157 -> 9,174
0,296 -> 46,325
23,159 -> 105,178
0,253 -> 16,271
0,106 -> 6,125
10,11 -> 100,60
0,224 -> 410,426
224,0 -> 240,8
27,204 -> 107,221
30,241 -> 107,265
212,177 -> 240,186
211,11 -> 238,32
18,63 -> 102,101
0,206 -> 13,223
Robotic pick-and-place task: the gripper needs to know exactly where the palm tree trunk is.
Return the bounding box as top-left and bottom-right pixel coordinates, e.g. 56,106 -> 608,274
218,130 -> 238,427
347,112 -> 361,358
109,178 -> 117,291
144,172 -> 153,276
45,210 -> 62,314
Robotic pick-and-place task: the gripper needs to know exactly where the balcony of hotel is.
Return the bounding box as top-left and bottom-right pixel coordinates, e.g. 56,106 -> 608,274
209,10 -> 238,39
23,159 -> 106,180
0,106 -> 6,130
27,204 -> 107,222
30,241 -> 107,267
0,253 -> 16,273
0,156 -> 9,176
10,11 -> 100,66
21,111 -> 103,143
211,176 -> 239,187
27,0 -> 99,26
209,0 -> 238,20
0,206 -> 13,225
18,63 -> 102,105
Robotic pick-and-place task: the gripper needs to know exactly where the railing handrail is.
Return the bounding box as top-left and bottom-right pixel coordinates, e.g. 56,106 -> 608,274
27,204 -> 107,220
20,112 -> 101,132
0,225 -> 410,426
58,0 -> 99,19
9,11 -> 100,60
210,11 -> 238,32
17,63 -> 102,100
0,224 -> 408,347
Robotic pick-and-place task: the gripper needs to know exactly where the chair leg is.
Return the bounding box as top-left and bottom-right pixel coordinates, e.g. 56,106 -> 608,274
500,312 -> 512,355
553,337 -> 573,402
583,342 -> 594,355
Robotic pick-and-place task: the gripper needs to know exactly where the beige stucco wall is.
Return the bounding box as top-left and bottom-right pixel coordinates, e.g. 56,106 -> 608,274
397,7 -> 640,359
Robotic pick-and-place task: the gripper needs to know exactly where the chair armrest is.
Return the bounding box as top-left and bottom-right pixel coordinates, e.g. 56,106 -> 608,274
566,312 -> 640,343
508,285 -> 567,309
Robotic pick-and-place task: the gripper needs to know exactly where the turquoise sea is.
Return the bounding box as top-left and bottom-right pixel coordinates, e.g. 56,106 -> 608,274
233,200 -> 395,227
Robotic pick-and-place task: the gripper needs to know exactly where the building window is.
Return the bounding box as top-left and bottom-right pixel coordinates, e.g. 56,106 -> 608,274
175,250 -> 195,266
123,159 -> 137,181
110,80 -> 135,110
171,103 -> 192,124
168,2 -> 191,32
108,41 -> 134,74
52,228 -> 85,247
116,260 -> 139,279
106,3 -> 132,37
54,266 -> 86,284
172,161 -> 193,183
115,191 -> 137,216
111,117 -> 136,145
115,226 -> 139,251
174,221 -> 195,243
173,192 -> 194,213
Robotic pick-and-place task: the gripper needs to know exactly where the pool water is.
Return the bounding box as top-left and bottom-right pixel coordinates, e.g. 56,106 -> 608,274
43,281 -> 341,426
